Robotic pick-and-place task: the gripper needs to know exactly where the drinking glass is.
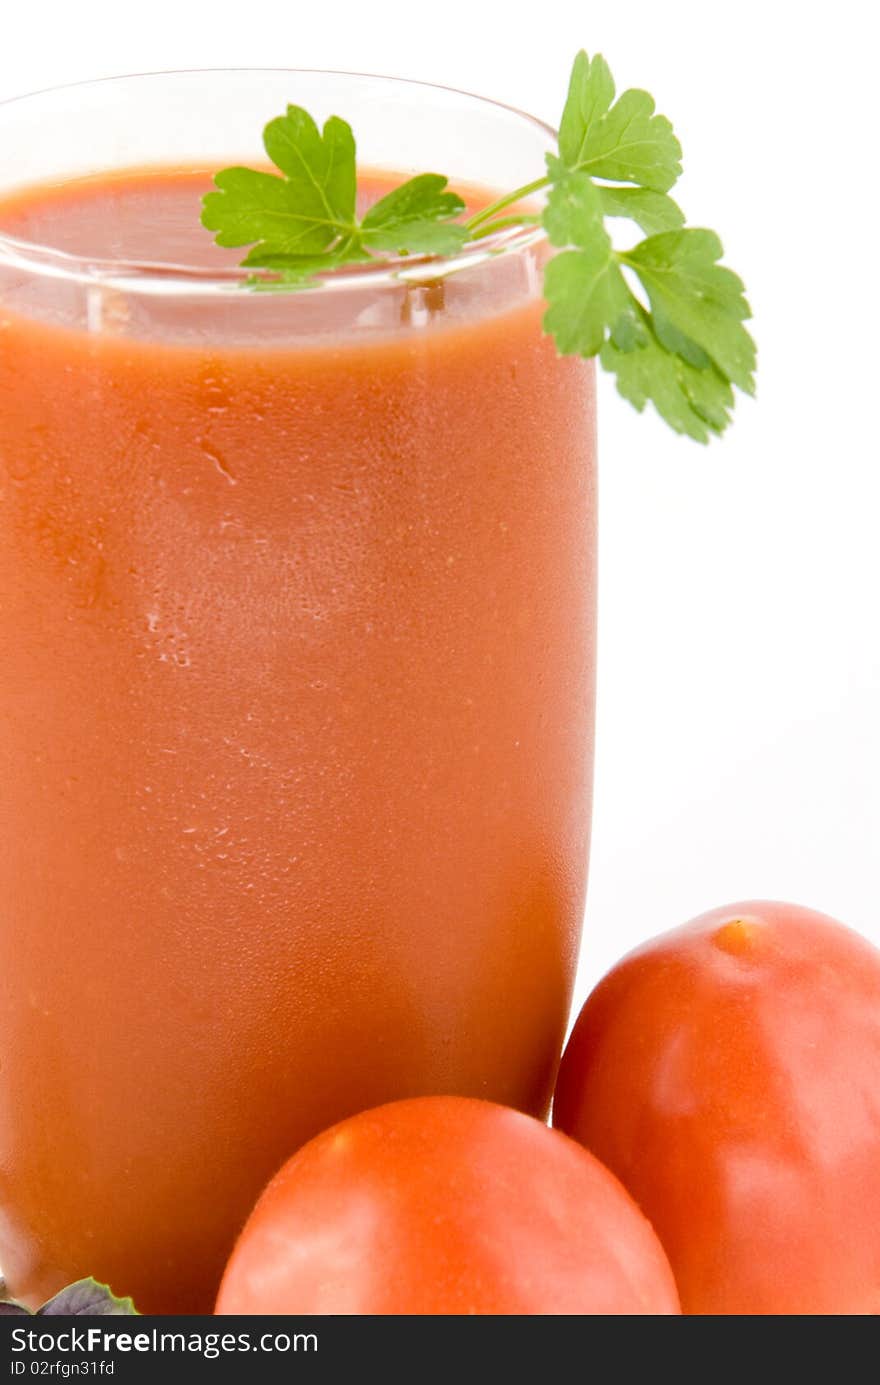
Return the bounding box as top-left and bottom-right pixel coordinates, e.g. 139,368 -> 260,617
0,69 -> 596,1313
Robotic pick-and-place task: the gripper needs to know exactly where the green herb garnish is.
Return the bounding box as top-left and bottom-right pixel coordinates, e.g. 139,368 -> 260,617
202,50 -> 755,441
201,110 -> 468,271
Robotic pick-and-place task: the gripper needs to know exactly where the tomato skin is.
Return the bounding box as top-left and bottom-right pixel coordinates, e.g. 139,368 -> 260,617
554,901 -> 880,1315
215,1096 -> 679,1315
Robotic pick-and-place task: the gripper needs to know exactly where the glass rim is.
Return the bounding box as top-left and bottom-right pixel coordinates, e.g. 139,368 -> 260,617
0,67 -> 554,298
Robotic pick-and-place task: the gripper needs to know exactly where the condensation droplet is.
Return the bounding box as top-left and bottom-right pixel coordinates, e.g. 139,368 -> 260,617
198,440 -> 237,485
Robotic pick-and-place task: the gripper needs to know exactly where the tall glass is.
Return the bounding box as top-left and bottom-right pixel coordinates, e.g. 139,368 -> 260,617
0,71 -> 596,1313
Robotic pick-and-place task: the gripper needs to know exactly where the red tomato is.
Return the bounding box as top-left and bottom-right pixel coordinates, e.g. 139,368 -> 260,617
215,1095 -> 680,1315
554,901 -> 880,1315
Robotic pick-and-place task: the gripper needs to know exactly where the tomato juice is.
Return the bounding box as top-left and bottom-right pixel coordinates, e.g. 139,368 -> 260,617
0,151 -> 595,1312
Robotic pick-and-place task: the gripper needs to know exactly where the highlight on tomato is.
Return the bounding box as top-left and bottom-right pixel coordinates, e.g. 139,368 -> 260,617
553,900 -> 880,1315
215,1095 -> 680,1316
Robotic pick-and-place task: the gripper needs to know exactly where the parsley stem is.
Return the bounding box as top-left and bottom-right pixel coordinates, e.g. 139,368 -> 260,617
464,176 -> 550,231
468,213 -> 542,241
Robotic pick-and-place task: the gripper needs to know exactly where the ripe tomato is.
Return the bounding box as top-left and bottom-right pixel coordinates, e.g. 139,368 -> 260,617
554,901 -> 880,1314
215,1095 -> 679,1315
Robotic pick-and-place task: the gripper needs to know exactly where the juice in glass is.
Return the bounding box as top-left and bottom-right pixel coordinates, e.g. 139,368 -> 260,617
0,72 -> 596,1313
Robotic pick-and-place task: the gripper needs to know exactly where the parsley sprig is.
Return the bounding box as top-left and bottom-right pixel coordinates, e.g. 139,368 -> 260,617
202,50 -> 755,441
202,110 -> 468,271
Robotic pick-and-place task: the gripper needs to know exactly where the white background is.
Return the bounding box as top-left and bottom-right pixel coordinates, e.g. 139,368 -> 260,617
2,0 -> 877,1008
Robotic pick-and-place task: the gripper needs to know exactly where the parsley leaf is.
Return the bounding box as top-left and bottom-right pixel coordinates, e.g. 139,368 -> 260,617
202,107 -> 357,257
203,115 -> 466,278
621,230 -> 756,392
601,308 -> 736,442
597,186 -> 684,237
542,51 -> 754,440
361,174 -> 468,255
558,51 -> 615,164
543,166 -> 638,356
557,49 -> 682,192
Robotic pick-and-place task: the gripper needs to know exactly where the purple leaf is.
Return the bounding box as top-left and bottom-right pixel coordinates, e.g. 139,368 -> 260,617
39,1278 -> 138,1316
